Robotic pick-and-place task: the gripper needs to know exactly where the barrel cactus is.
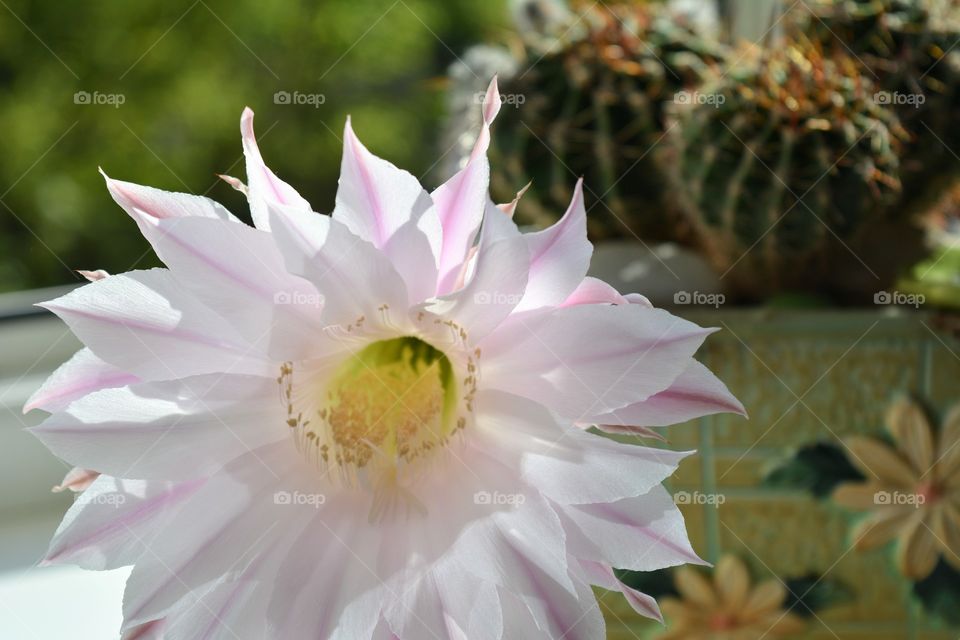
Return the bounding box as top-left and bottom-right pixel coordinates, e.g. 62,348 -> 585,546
663,40 -> 911,299
448,0 -> 729,241
799,0 -> 960,217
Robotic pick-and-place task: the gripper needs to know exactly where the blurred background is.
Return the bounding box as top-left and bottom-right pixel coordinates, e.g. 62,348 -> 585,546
2,0 -> 960,638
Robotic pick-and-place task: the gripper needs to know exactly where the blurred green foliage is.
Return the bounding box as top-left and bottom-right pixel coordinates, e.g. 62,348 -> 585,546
0,0 -> 506,291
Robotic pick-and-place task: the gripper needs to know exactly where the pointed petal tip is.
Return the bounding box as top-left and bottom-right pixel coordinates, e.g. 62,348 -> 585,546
482,77 -> 502,125
240,108 -> 255,137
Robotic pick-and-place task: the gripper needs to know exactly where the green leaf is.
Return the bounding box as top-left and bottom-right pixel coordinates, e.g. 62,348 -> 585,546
913,560 -> 960,626
783,575 -> 855,617
763,442 -> 864,497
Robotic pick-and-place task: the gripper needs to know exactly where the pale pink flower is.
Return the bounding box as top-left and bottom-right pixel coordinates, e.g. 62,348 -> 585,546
27,79 -> 744,639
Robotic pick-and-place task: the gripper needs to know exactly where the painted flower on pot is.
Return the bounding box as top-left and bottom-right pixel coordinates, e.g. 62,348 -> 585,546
658,555 -> 806,639
833,398 -> 960,580
24,79 -> 745,639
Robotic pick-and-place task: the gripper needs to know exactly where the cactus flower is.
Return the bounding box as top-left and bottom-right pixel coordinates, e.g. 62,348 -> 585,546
26,79 -> 743,639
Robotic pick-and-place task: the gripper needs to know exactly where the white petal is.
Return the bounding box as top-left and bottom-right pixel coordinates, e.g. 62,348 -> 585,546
332,119 -> 442,302
497,568 -> 605,640
560,486 -> 705,571
480,304 -> 714,420
267,204 -> 411,328
240,108 -> 312,230
577,559 -> 663,622
383,563 -> 500,640
44,475 -> 203,569
40,269 -> 271,380
560,277 -> 628,307
121,442 -> 314,628
31,374 -> 286,480
515,178 -> 591,312
590,359 -> 746,428
333,117 -> 435,248
433,78 -> 501,295
424,224 -> 529,342
102,171 -> 240,225
473,389 -> 691,505
24,348 -> 138,414
118,210 -> 328,361
269,504 -> 383,640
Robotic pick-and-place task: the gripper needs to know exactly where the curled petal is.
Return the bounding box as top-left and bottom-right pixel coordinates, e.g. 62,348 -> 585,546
433,77 -> 501,295
589,360 -> 745,429
515,178 -> 591,312
240,108 -> 312,230
52,467 -> 100,493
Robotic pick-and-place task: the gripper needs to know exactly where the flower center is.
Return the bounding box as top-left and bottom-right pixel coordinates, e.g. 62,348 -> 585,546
916,480 -> 942,505
709,612 -> 737,631
280,337 -> 463,487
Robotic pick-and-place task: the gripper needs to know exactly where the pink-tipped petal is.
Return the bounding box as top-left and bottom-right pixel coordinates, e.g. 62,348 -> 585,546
481,304 -> 715,420
240,108 -> 312,230
590,360 -> 747,428
424,223 -> 529,342
31,374 -> 286,481
560,487 -> 707,571
560,277 -> 629,307
433,77 -> 503,295
267,202 -> 410,328
332,118 -> 441,302
122,209 -> 328,361
483,76 -> 502,124
497,182 -> 531,218
44,475 -> 204,570
52,467 -> 100,493
515,178 -> 591,312
39,270 -> 271,380
77,269 -> 110,282
24,348 -> 139,414
578,560 -> 663,622
102,171 -> 239,224
473,390 -> 691,505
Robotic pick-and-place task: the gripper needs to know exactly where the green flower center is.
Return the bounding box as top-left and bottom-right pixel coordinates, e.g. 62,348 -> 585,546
280,337 -> 463,485
325,337 -> 458,467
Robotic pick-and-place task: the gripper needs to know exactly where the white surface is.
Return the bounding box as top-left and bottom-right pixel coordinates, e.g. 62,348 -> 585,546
0,564 -> 129,639
0,306 -> 130,638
